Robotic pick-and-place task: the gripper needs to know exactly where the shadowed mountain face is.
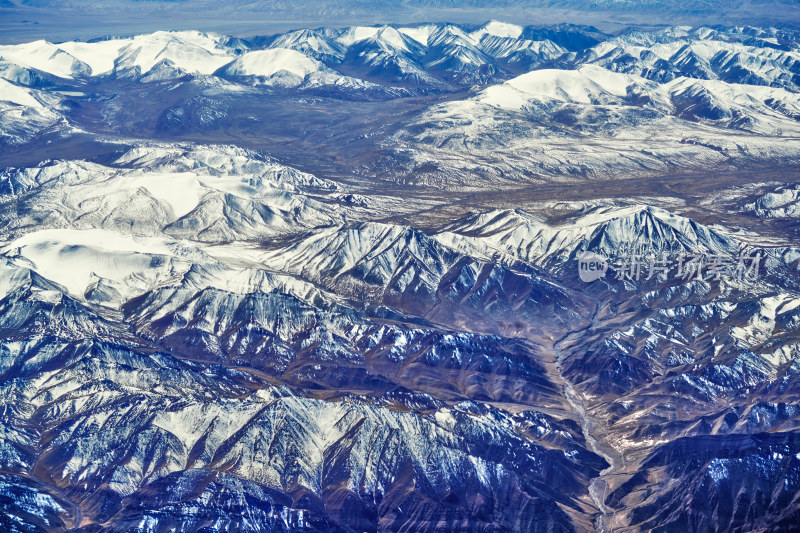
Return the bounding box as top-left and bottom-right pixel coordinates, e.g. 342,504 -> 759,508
1,20 -> 800,533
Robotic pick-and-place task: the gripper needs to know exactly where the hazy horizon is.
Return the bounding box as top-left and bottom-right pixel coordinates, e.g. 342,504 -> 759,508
2,0 -> 799,43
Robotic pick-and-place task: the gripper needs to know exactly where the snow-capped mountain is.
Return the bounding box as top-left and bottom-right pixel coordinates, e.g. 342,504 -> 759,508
216,48 -> 377,89
2,21 -> 798,97
577,26 -> 800,92
1,138 -> 799,531
437,205 -> 740,273
0,144 -> 348,243
220,48 -> 323,79
744,184 -> 800,219
1,20 -> 800,533
0,77 -> 65,145
424,62 -> 800,131
0,31 -> 233,80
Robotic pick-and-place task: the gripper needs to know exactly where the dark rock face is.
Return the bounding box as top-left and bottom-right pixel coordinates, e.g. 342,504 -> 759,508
610,434 -> 800,532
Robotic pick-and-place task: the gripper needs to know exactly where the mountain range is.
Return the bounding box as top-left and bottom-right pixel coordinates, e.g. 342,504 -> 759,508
1,19 -> 800,533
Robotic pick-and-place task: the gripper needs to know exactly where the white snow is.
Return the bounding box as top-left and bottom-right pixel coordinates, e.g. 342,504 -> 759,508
478,65 -> 638,109
398,25 -> 435,46
120,31 -> 234,75
223,48 -> 321,78
2,228 -> 186,297
0,31 -> 236,78
336,26 -> 381,47
0,78 -> 43,108
0,40 -> 85,79
374,27 -> 409,51
127,172 -> 205,218
56,40 -> 128,75
471,21 -> 524,40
